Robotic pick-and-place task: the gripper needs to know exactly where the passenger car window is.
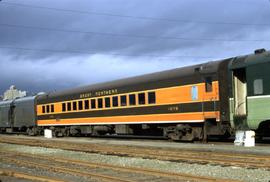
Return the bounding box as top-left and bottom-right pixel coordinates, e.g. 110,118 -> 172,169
98,98 -> 103,108
51,105 -> 54,113
205,77 -> 213,92
121,95 -> 127,106
84,100 -> 90,110
67,102 -> 71,111
112,96 -> 118,107
191,86 -> 198,100
73,102 -> 77,110
78,101 -> 83,110
91,99 -> 96,109
105,97 -> 111,108
46,105 -> 50,113
148,92 -> 156,104
42,106 -> 45,113
62,103 -> 66,112
138,93 -> 146,105
129,94 -> 136,106
254,79 -> 263,95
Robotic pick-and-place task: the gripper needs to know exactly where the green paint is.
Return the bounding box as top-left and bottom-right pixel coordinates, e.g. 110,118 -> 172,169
229,96 -> 270,130
247,62 -> 270,96
229,51 -> 270,131
247,96 -> 270,129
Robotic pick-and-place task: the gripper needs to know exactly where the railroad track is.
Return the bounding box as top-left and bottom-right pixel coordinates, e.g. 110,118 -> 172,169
0,168 -> 64,182
0,150 -> 238,182
0,136 -> 269,170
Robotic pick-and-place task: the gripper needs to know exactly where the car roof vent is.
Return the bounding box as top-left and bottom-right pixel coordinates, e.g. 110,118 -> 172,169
254,48 -> 266,54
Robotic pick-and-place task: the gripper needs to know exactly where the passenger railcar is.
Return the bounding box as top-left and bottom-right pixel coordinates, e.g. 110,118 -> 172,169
0,100 -> 13,132
229,49 -> 270,137
1,49 -> 270,141
0,96 -> 37,134
36,59 -> 231,141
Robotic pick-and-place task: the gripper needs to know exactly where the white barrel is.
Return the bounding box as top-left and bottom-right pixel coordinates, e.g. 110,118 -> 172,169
244,130 -> 255,147
234,130 -> 245,146
44,129 -> 53,138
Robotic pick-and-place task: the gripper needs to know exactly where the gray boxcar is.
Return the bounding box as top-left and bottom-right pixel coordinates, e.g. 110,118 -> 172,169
0,100 -> 13,129
13,96 -> 37,129
0,96 -> 37,133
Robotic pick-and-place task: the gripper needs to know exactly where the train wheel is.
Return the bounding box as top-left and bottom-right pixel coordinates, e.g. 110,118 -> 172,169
165,124 -> 203,141
26,127 -> 40,136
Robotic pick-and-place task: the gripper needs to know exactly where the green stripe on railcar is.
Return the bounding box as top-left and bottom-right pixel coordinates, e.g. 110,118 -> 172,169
246,61 -> 270,130
247,96 -> 270,129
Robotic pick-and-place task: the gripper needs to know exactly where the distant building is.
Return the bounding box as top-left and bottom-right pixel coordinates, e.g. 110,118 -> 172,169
3,85 -> 27,100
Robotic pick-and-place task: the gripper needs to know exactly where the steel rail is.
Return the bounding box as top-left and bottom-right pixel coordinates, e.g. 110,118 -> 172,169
0,150 -> 239,182
0,168 -> 65,182
0,136 -> 269,169
0,157 -> 133,182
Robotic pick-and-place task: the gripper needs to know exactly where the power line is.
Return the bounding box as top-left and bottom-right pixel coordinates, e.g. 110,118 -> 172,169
0,45 -> 216,59
1,23 -> 269,42
1,1 -> 269,27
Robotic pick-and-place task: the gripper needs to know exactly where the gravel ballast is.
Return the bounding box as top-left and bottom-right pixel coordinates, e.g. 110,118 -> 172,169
0,143 -> 269,182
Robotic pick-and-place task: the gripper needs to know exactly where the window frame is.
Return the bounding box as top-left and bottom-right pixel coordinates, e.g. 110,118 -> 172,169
120,95 -> 127,106
51,104 -> 54,113
84,100 -> 90,110
138,93 -> 146,105
98,98 -> 103,109
191,86 -> 199,100
105,97 -> 111,108
67,102 -> 72,111
148,92 -> 156,104
205,76 -> 213,92
253,79 -> 264,95
72,101 -> 77,111
42,106 -> 46,113
78,100 -> 83,110
112,96 -> 119,107
46,105 -> 50,113
91,99 -> 96,109
62,103 -> 66,112
129,94 -> 136,106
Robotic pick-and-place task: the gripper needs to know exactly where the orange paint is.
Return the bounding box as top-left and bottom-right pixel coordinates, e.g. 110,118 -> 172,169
156,81 -> 219,104
37,111 -> 220,126
37,81 -> 220,116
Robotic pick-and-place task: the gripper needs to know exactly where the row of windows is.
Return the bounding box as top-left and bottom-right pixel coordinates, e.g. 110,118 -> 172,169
62,92 -> 156,112
41,92 -> 156,113
41,79 -> 213,114
42,104 -> 54,114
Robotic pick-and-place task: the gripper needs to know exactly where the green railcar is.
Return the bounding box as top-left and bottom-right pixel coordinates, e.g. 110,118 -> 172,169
230,49 -> 270,137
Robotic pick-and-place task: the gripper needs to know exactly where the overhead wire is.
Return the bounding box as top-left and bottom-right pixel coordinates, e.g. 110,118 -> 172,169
0,1 -> 267,59
0,1 -> 269,27
1,23 -> 269,42
0,45 -> 218,59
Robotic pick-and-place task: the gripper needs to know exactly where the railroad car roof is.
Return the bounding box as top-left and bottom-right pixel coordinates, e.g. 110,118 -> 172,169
38,60 -> 225,101
0,100 -> 13,106
230,50 -> 270,69
0,96 -> 37,106
13,96 -> 37,104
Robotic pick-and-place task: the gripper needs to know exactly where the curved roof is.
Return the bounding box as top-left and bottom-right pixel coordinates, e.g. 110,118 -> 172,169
230,50 -> 270,69
13,96 -> 37,104
39,60 -> 223,101
0,100 -> 13,106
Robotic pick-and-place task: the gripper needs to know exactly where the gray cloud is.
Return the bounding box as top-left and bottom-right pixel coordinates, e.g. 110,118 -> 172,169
0,0 -> 270,94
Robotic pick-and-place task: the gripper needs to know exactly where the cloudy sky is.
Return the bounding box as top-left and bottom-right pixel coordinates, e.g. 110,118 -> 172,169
0,0 -> 270,95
